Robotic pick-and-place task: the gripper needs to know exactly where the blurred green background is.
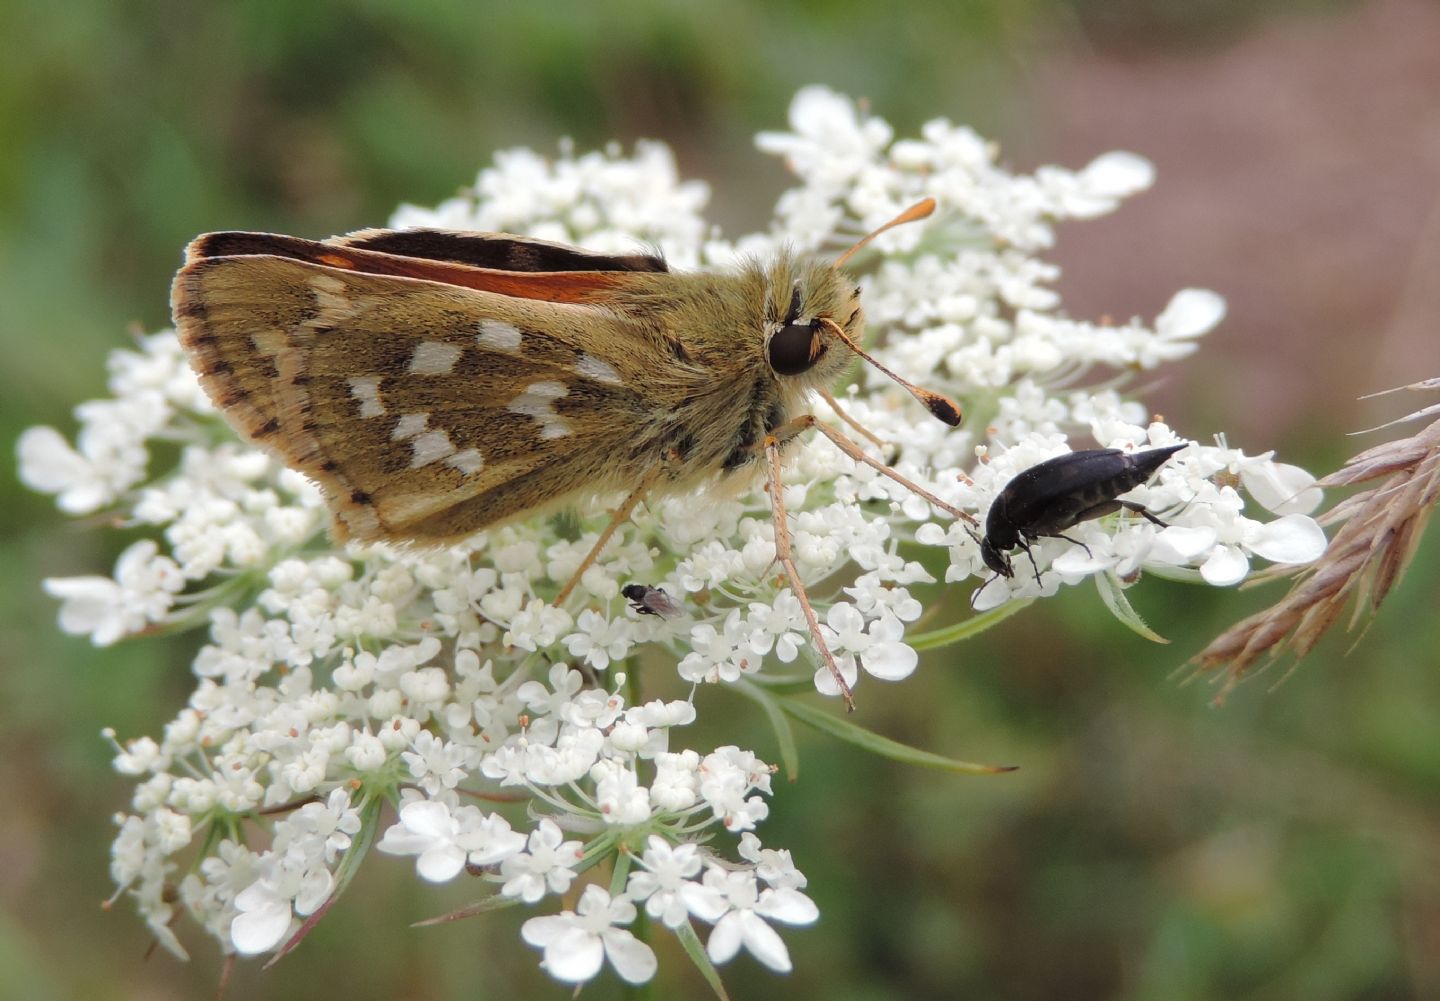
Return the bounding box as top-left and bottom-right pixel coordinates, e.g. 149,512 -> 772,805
4,0 -> 1439,998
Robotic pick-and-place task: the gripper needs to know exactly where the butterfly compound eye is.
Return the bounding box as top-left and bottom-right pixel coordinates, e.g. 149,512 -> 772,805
768,321 -> 823,376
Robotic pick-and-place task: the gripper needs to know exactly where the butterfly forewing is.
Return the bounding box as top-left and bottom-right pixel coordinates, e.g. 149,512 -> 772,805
173,246 -> 655,542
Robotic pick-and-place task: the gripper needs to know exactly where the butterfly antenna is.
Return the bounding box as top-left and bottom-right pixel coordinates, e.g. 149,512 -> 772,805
832,198 -> 936,271
824,198 -> 958,425
816,316 -> 962,426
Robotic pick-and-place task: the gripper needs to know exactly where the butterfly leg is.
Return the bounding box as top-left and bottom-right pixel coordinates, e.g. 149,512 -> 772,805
553,464 -> 665,605
817,388 -> 890,454
759,411 -> 979,711
763,433 -> 857,712
780,414 -> 979,526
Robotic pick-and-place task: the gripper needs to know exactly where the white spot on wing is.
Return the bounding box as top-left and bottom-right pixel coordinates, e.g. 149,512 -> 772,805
446,448 -> 484,475
576,353 -> 623,386
309,274 -> 360,328
347,376 -> 385,418
251,329 -> 286,356
391,412 -> 430,441
477,320 -> 523,352
507,381 -> 571,440
408,340 -> 462,375
409,429 -> 456,468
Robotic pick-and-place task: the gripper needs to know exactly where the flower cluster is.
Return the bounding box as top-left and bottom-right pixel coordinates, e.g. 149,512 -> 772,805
20,86 -> 1325,989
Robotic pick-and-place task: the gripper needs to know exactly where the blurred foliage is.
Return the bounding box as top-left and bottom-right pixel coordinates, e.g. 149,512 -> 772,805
4,0 -> 1437,999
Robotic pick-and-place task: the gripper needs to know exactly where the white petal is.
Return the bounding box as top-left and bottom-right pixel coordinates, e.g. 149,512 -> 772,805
542,927 -> 605,983
416,844 -> 466,883
914,522 -> 949,546
374,826 -> 433,857
1156,288 -> 1226,339
602,928 -> 658,984
1241,463 -> 1323,515
1200,545 -> 1250,586
1080,150 -> 1155,198
521,914 -> 571,947
294,867 -> 335,915
16,426 -> 88,494
463,816 -> 527,865
736,909 -> 793,973
969,578 -> 1011,612
680,882 -> 730,923
1050,546 -> 1109,575
861,642 -> 917,681
756,887 -> 819,925
398,799 -> 454,837
598,888 -> 637,924
230,899 -> 292,955
43,576 -> 125,644
707,912 -> 743,964
812,658 -> 858,697
1151,525 -> 1217,562
1246,514 -> 1327,564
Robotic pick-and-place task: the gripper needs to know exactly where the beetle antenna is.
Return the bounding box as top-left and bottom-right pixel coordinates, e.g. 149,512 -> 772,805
816,316 -> 962,427
969,573 -> 1002,610
832,198 -> 936,271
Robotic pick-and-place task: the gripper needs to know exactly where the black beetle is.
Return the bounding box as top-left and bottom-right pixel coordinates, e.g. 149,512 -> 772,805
978,444 -> 1187,585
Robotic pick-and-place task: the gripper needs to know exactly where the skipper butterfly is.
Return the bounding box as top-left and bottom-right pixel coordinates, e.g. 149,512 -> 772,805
171,199 -> 971,709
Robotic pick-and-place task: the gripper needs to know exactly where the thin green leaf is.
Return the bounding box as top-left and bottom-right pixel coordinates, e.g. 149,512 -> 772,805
610,845 -> 633,898
732,680 -> 801,781
412,894 -> 520,926
740,671 -> 817,695
909,597 -> 1034,650
776,696 -> 1016,774
1096,571 -> 1169,643
675,919 -> 731,1001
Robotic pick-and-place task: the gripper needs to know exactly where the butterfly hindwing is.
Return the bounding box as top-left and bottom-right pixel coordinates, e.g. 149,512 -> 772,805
331,228 -> 669,275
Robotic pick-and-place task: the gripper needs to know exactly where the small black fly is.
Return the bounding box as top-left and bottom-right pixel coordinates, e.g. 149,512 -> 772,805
622,584 -> 682,618
978,444 -> 1187,586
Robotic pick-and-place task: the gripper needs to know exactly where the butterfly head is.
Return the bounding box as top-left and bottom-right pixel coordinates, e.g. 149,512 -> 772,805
763,264 -> 863,389
761,245 -> 961,428
759,199 -> 963,428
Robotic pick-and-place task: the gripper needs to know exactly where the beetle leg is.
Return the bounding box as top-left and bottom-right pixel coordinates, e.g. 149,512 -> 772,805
1118,500 -> 1169,528
1016,536 -> 1044,586
1053,531 -> 1093,560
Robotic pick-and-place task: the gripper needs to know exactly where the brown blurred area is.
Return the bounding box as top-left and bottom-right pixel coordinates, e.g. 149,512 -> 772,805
1027,0 -> 1440,451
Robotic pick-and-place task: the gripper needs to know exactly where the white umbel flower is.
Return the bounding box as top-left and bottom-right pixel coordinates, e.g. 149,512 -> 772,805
521,885 -> 658,985
21,85 -> 1328,990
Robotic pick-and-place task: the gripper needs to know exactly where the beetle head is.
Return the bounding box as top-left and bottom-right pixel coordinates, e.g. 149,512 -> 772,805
980,538 -> 1013,578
